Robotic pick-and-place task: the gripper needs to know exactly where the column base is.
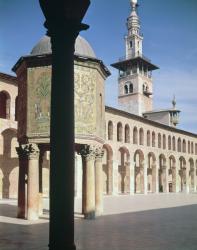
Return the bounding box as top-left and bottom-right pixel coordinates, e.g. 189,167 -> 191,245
84,211 -> 96,220
49,243 -> 76,250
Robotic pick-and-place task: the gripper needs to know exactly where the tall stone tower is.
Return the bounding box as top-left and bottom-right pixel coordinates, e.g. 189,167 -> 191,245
111,0 -> 159,116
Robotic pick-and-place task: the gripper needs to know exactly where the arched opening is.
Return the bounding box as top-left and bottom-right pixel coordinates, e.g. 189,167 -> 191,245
191,142 -> 194,154
158,133 -> 161,148
118,147 -> 130,194
124,85 -> 128,94
0,91 -> 11,119
129,83 -> 133,93
152,132 -> 155,147
159,154 -> 167,193
108,121 -> 113,140
125,124 -> 130,143
102,144 -> 113,195
134,150 -> 144,194
168,136 -> 171,150
148,152 -> 156,193
177,138 -> 181,152
139,128 -> 144,145
188,141 -> 191,154
147,130 -> 150,146
182,139 -> 186,153
169,156 -> 176,193
172,136 -> 176,151
117,122 -> 123,142
163,134 -> 166,149
133,127 -> 138,144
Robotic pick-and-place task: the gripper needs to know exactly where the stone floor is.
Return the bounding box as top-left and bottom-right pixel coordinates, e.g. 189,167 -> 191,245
1,194 -> 197,250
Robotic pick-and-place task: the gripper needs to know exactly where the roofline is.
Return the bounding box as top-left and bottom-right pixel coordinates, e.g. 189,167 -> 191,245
12,53 -> 111,77
143,109 -> 181,114
0,72 -> 18,85
105,106 -> 197,138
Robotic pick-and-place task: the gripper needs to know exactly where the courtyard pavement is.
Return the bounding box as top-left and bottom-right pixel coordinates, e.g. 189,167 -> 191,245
1,194 -> 197,250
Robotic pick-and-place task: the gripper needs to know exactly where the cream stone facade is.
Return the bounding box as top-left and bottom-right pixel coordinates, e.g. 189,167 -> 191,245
0,0 -> 197,220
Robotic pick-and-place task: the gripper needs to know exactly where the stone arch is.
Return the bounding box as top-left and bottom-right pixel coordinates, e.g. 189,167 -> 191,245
0,90 -> 11,119
147,152 -> 156,193
139,128 -> 144,145
125,124 -> 130,143
179,156 -> 187,192
118,147 -> 130,194
147,130 -> 150,146
191,142 -> 194,154
189,158 -> 195,192
108,121 -> 113,140
102,144 -> 113,195
117,122 -> 123,142
152,132 -> 156,147
2,128 -> 17,158
133,127 -> 138,144
159,154 -> 167,193
134,149 -> 144,193
188,141 -> 191,154
169,155 -> 176,192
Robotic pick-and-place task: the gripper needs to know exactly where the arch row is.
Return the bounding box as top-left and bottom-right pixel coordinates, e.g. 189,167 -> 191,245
106,120 -> 197,156
0,90 -> 18,121
101,144 -> 197,195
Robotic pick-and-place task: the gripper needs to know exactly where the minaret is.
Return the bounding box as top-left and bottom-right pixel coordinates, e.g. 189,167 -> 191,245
111,0 -> 159,116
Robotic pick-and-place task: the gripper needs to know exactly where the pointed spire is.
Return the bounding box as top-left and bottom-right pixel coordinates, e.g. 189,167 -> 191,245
172,95 -> 176,109
130,0 -> 138,17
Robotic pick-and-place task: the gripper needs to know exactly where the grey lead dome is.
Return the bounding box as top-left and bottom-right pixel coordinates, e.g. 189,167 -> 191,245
31,35 -> 96,58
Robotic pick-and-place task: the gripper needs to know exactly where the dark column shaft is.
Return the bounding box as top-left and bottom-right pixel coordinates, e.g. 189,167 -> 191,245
49,33 -> 76,250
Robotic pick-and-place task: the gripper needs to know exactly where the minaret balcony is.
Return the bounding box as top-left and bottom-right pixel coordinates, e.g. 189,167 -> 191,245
143,89 -> 152,97
119,53 -> 151,63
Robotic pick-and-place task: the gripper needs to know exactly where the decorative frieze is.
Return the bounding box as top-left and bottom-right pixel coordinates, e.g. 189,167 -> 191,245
16,143 -> 40,160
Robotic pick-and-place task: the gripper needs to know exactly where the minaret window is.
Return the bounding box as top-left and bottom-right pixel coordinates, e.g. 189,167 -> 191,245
129,84 -> 133,93
124,85 -> 128,94
130,41 -> 133,48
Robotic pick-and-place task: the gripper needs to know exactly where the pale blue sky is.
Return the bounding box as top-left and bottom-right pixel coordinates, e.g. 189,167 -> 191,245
0,0 -> 196,133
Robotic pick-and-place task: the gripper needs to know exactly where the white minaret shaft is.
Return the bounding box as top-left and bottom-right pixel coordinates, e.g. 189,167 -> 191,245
126,0 -> 143,58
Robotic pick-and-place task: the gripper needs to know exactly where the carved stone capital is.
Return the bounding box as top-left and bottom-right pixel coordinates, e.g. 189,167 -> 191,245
78,145 -> 97,161
16,143 -> 40,160
95,148 -> 104,162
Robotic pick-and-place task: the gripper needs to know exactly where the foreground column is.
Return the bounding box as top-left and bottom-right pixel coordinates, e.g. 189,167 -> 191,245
27,144 -> 40,220
80,145 -> 96,219
16,144 -> 28,219
162,166 -> 169,193
95,148 -> 104,216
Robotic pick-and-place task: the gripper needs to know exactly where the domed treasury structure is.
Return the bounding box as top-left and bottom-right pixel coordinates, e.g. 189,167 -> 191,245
12,35 -> 110,219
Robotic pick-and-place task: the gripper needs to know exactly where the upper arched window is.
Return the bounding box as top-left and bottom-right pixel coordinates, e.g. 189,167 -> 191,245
168,136 -> 171,150
152,132 -> 156,147
0,91 -> 10,119
108,121 -> 113,140
163,135 -> 166,149
147,130 -> 150,146
195,143 -> 197,155
182,139 -> 186,153
133,127 -> 138,144
191,142 -> 194,154
117,122 -> 123,142
125,124 -> 130,143
177,138 -> 181,152
139,128 -> 144,145
172,136 -> 176,151
188,141 -> 191,154
158,133 -> 161,148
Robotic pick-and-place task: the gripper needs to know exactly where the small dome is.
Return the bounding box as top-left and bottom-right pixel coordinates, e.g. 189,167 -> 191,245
31,35 -> 96,58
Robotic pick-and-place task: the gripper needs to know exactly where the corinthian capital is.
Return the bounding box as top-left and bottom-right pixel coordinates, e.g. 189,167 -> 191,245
16,143 -> 40,160
78,144 -> 97,161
